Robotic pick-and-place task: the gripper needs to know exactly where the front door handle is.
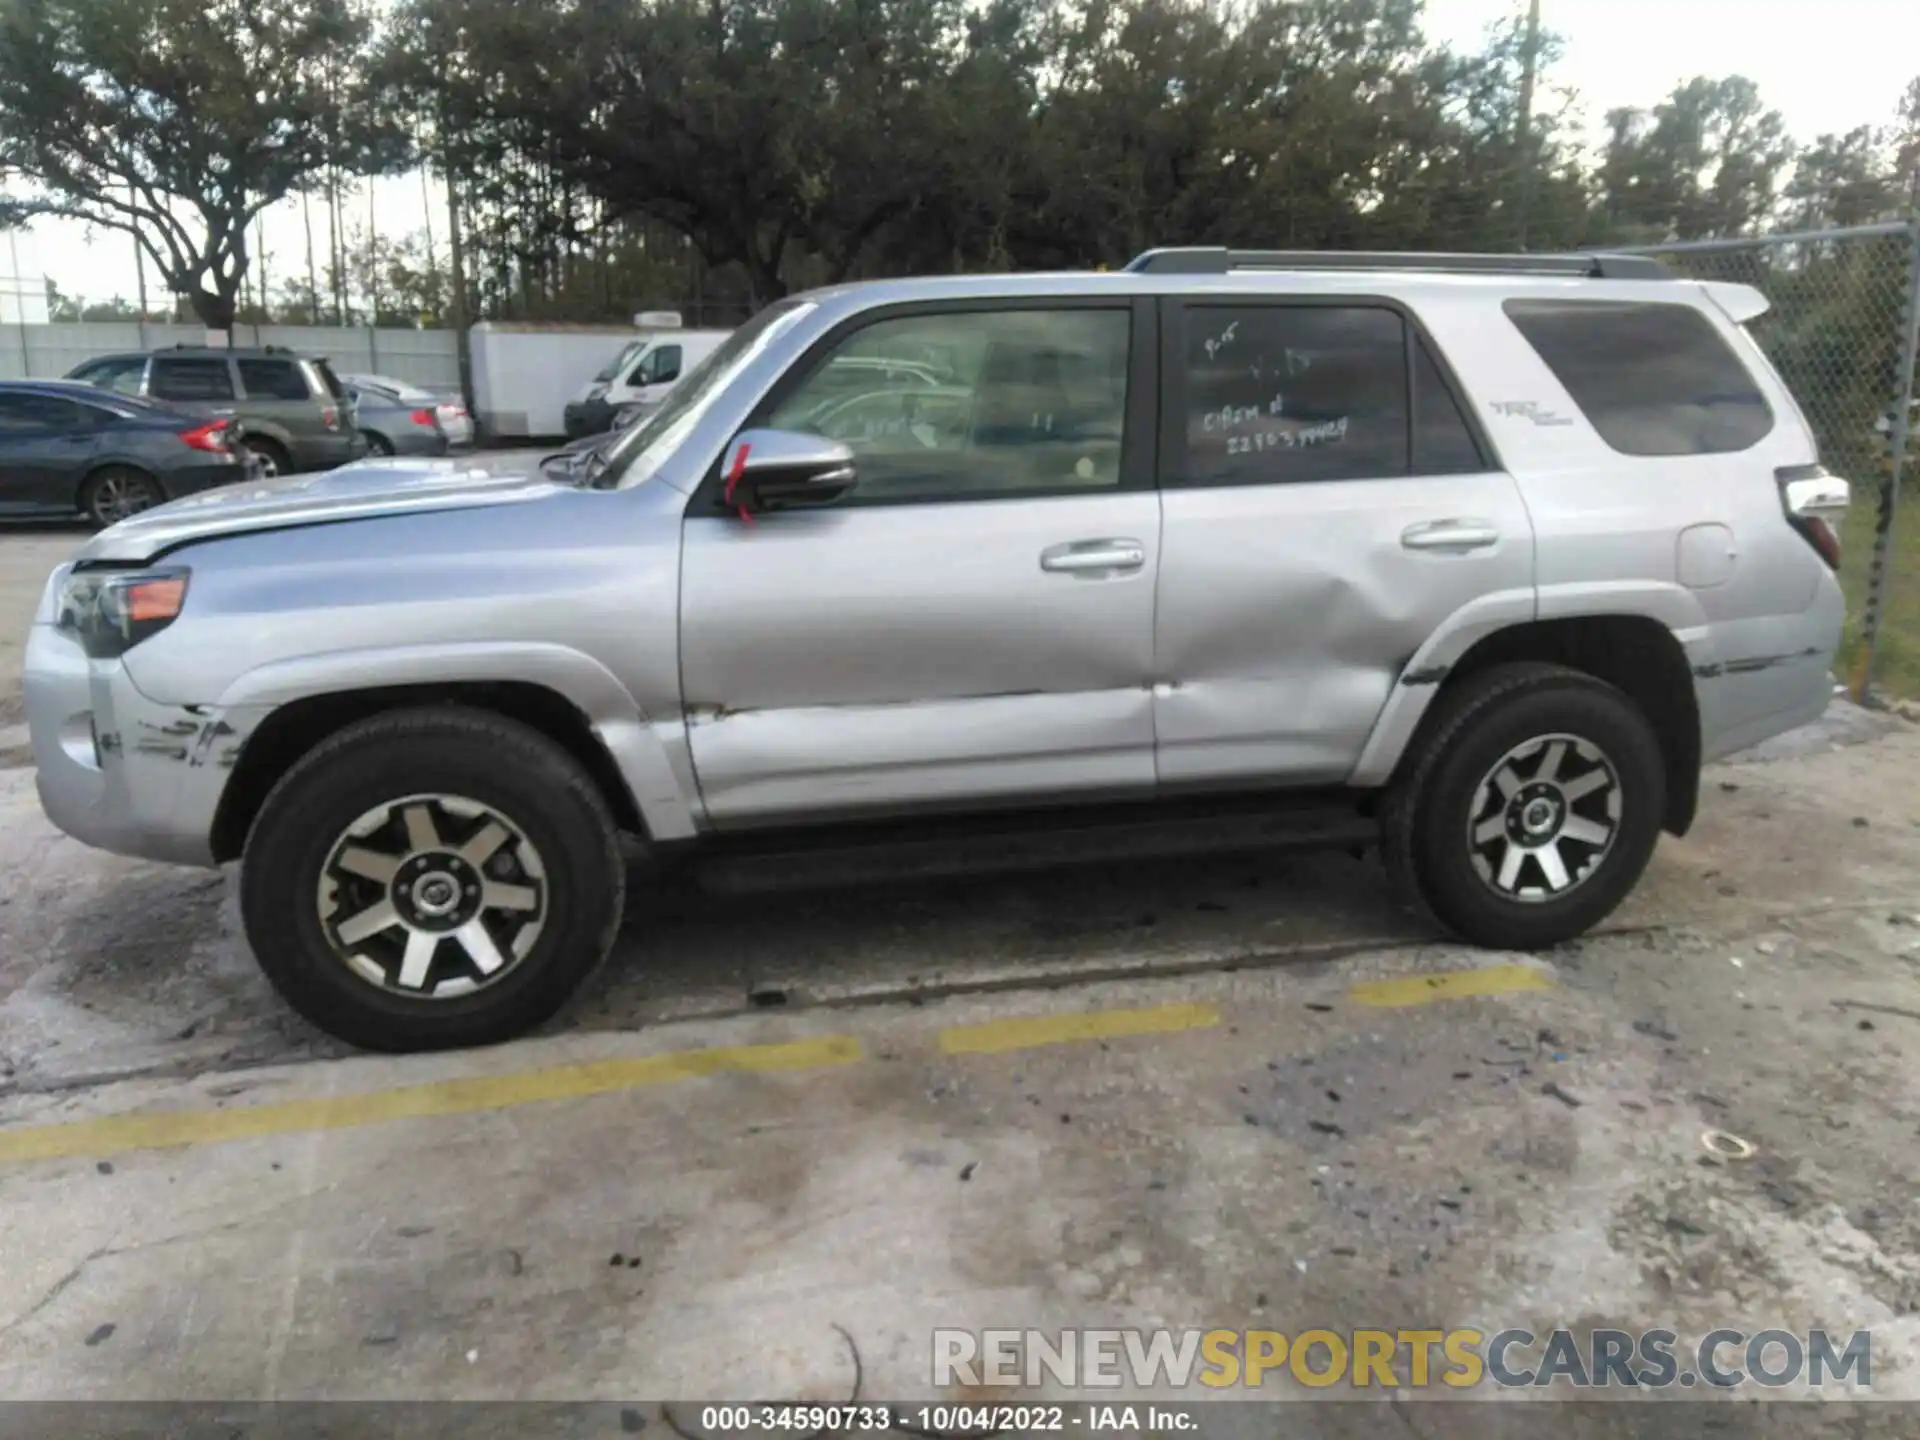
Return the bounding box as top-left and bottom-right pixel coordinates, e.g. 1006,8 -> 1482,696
1402,519 -> 1500,552
1041,538 -> 1147,575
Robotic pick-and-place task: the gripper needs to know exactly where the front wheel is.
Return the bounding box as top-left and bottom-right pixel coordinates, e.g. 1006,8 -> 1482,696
80,466 -> 164,527
240,707 -> 626,1051
1386,663 -> 1666,951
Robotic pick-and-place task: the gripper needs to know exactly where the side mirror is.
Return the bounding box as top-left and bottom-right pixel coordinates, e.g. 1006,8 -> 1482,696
722,428 -> 857,513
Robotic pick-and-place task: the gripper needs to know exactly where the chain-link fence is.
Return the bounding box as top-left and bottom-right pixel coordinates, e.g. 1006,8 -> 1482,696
1622,221 -> 1920,700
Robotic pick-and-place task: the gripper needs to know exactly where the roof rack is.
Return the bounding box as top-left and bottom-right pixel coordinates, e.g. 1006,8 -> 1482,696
1122,247 -> 1670,281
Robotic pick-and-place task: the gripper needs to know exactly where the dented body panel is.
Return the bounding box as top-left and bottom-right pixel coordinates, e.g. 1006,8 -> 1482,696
679,494 -> 1161,823
1153,470 -> 1535,787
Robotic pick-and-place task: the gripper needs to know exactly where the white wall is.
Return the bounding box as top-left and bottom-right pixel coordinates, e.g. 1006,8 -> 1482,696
1,229 -> 50,325
0,322 -> 460,392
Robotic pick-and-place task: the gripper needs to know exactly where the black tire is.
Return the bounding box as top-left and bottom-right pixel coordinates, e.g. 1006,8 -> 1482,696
362,430 -> 394,456
78,465 -> 164,527
242,437 -> 291,478
240,706 -> 626,1052
1383,663 -> 1665,950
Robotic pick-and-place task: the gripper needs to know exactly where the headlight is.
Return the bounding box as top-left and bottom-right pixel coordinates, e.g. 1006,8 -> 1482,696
56,566 -> 191,659
586,384 -> 609,401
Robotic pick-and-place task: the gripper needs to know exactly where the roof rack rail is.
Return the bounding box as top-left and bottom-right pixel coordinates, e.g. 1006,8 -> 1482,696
1122,247 -> 1670,281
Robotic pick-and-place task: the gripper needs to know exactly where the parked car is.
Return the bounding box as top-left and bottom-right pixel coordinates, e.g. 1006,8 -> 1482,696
562,328 -> 731,438
66,345 -> 363,478
344,377 -> 451,458
342,373 -> 473,448
0,379 -> 252,525
26,247 -> 1850,1052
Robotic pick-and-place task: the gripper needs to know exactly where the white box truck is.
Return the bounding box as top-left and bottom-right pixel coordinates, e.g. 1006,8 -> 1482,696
468,322 -> 645,441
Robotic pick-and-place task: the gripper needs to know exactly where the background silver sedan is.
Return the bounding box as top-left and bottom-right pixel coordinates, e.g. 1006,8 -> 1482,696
342,373 -> 475,450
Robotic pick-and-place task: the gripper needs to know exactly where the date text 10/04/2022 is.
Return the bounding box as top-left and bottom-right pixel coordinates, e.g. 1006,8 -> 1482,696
694,1406 -> 1192,1433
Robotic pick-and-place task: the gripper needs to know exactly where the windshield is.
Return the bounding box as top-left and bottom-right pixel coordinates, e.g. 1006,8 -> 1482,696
593,341 -> 646,384
588,302 -> 811,490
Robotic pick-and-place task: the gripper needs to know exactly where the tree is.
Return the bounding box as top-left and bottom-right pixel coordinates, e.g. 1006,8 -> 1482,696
0,0 -> 407,332
1597,76 -> 1794,241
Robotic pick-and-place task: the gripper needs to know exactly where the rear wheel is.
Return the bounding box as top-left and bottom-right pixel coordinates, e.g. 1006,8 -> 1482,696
240,707 -> 626,1051
362,430 -> 394,456
1385,663 -> 1665,950
241,437 -> 290,478
79,466 -> 164,527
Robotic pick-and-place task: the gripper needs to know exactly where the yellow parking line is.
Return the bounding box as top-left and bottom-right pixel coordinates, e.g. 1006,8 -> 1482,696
1347,964 -> 1554,1009
939,1001 -> 1221,1056
0,1034 -> 862,1165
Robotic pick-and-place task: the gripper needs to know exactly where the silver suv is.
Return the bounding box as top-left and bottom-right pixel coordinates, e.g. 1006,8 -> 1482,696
24,249 -> 1851,1052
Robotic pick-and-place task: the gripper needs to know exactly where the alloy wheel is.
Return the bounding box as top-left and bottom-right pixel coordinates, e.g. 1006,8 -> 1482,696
92,472 -> 158,524
317,793 -> 549,998
1466,733 -> 1622,903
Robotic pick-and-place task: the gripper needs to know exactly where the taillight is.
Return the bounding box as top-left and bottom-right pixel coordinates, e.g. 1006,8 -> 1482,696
1778,464 -> 1848,571
178,420 -> 229,453
410,408 -> 436,427
321,404 -> 340,430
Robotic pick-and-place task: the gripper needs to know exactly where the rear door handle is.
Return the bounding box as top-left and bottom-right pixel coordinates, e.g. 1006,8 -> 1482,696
1402,519 -> 1500,552
1041,539 -> 1147,574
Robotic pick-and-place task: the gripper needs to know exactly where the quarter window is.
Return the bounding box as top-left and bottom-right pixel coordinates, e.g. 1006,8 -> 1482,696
766,309 -> 1131,503
1502,299 -> 1773,456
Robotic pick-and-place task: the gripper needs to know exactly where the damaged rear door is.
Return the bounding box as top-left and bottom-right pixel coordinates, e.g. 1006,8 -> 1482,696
679,298 -> 1160,825
1152,296 -> 1534,786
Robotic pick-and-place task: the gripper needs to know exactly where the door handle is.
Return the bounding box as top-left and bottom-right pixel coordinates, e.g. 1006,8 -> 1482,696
1040,539 -> 1147,574
1402,519 -> 1500,552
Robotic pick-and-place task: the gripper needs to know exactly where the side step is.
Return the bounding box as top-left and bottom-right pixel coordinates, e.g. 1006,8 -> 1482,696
688,793 -> 1381,896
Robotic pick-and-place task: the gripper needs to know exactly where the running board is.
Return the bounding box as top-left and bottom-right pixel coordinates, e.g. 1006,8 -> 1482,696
688,794 -> 1381,895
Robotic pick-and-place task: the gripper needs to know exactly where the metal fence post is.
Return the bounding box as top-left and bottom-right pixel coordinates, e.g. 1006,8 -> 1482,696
1858,219 -> 1920,703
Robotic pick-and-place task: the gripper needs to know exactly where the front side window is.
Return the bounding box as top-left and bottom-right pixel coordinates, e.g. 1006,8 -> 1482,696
0,394 -> 86,434
636,345 -> 683,385
73,358 -> 147,396
595,341 -> 646,384
150,357 -> 236,402
1179,305 -> 1409,487
765,308 -> 1131,504
237,358 -> 311,401
1503,299 -> 1773,456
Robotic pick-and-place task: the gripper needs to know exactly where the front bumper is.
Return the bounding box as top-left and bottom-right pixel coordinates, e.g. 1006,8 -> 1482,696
563,397 -> 615,439
25,622 -> 260,868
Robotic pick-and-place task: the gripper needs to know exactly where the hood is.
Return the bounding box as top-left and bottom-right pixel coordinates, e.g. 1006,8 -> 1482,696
77,456 -> 564,564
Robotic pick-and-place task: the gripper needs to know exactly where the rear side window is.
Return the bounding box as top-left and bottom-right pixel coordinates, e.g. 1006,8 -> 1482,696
237,357 -> 311,400
1502,299 -> 1773,456
1181,305 -> 1409,486
150,357 -> 236,402
1175,304 -> 1487,486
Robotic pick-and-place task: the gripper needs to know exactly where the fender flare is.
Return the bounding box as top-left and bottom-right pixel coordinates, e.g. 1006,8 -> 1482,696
215,640 -> 699,840
1347,582 -> 1712,788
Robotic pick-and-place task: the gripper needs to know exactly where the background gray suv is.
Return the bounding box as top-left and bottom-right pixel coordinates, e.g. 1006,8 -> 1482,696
67,344 -> 365,477
26,249 -> 1849,1052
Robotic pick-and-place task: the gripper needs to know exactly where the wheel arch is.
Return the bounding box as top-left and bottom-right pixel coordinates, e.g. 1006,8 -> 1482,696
209,643 -> 699,860
1362,614 -> 1703,836
75,460 -> 163,511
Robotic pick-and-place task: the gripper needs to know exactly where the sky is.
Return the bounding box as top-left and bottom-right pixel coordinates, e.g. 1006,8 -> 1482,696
7,0 -> 1917,308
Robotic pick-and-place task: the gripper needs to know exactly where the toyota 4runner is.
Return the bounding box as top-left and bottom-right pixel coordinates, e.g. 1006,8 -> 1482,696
25,249 -> 1851,1052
